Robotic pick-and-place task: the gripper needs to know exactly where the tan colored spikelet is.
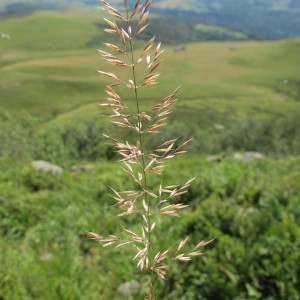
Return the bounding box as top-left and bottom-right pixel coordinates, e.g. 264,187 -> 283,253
134,0 -> 142,10
140,36 -> 156,58
98,70 -> 119,80
130,3 -> 141,18
142,0 -> 152,14
187,251 -> 204,257
121,31 -> 126,45
122,28 -> 130,39
135,23 -> 150,35
174,137 -> 193,152
194,239 -> 215,250
105,42 -> 125,54
87,232 -> 102,241
142,73 -> 160,86
103,18 -> 120,34
89,1 -> 213,298
102,133 -> 117,142
176,236 -> 189,253
149,60 -> 162,73
135,11 -> 149,33
106,85 -> 121,99
101,1 -> 124,20
144,284 -> 153,300
111,121 -> 132,128
174,254 -> 192,261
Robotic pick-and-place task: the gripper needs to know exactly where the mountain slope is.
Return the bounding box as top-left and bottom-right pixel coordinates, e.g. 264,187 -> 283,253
1,0 -> 300,39
151,0 -> 300,39
1,8 -> 299,121
153,0 -> 300,12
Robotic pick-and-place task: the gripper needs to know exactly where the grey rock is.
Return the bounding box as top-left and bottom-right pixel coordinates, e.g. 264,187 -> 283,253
173,45 -> 185,52
117,280 -> 140,296
32,160 -> 63,175
233,152 -> 264,162
213,123 -> 225,130
71,165 -> 94,172
1,33 -> 11,39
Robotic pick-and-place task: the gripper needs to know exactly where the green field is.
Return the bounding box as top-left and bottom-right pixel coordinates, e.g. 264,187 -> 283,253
1,7 -> 300,299
1,8 -> 300,122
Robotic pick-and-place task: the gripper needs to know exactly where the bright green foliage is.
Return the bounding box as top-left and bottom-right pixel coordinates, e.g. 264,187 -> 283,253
1,154 -> 300,299
161,156 -> 300,299
0,113 -> 115,163
2,113 -> 300,165
1,9 -> 300,120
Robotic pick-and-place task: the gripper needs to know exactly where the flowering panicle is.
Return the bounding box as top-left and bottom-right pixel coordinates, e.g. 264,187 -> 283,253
88,0 -> 213,298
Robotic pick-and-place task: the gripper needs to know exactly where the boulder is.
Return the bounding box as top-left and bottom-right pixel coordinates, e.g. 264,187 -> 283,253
70,165 -> 94,172
233,152 -> 264,162
213,123 -> 225,130
117,280 -> 140,296
31,160 -> 63,175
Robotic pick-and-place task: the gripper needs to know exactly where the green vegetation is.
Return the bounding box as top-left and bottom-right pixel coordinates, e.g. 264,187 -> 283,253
1,151 -> 300,299
1,9 -> 299,120
195,23 -> 247,39
0,5 -> 300,299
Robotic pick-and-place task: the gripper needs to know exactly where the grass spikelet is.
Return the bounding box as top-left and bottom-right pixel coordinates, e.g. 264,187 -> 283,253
88,0 -> 213,298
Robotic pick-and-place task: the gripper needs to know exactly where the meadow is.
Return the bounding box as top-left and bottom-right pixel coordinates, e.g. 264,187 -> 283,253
1,8 -> 300,121
0,6 -> 300,299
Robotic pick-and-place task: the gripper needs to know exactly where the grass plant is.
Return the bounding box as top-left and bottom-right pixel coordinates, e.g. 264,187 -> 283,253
87,0 -> 213,298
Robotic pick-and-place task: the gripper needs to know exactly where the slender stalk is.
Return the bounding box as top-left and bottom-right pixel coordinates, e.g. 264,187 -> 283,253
125,2 -> 155,296
88,1 -> 213,299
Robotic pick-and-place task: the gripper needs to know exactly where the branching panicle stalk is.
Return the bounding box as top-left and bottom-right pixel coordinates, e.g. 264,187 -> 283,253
88,0 -> 213,298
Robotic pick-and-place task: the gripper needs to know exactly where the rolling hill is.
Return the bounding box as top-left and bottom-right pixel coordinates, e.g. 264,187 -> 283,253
0,6 -> 299,158
0,7 -> 299,123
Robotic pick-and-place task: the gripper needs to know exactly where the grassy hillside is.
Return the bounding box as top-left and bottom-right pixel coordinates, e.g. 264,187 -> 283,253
1,8 -> 300,159
0,8 -> 299,124
153,0 -> 300,12
1,154 -> 300,299
153,0 -> 300,39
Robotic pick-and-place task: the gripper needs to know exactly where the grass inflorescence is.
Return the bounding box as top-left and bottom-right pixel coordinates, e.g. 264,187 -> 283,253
87,0 -> 213,298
